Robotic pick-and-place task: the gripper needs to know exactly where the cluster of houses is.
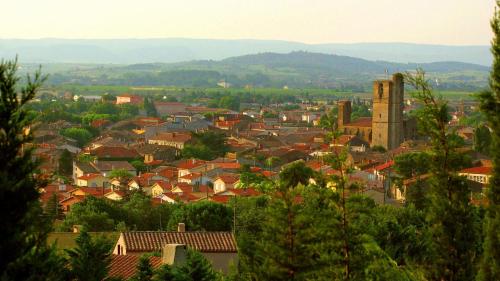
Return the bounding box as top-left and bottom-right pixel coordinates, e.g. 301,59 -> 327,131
35,85 -> 494,214
36,80 -> 496,278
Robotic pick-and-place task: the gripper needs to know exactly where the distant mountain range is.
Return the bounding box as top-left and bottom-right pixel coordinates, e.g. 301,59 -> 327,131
0,38 -> 492,66
40,51 -> 489,90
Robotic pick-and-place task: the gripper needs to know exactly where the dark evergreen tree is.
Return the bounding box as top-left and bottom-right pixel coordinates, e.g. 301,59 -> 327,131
144,97 -> 158,117
132,255 -> 154,281
473,125 -> 492,155
58,148 -> 73,175
176,249 -> 220,281
477,1 -> 500,279
44,192 -> 64,221
278,160 -> 314,189
153,264 -> 180,281
65,230 -> 113,281
405,69 -> 478,281
253,178 -> 341,280
0,58 -> 57,278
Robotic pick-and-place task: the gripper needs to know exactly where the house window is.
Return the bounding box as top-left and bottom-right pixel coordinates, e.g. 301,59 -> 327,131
117,245 -> 121,255
378,83 -> 383,99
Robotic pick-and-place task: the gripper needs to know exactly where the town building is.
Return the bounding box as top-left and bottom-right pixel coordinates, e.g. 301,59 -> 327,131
338,73 -> 417,150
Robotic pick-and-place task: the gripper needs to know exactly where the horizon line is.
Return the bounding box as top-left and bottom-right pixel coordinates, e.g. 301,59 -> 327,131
0,37 -> 490,47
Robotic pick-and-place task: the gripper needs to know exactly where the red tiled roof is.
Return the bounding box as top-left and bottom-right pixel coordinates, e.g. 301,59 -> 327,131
152,181 -> 172,191
460,166 -> 493,175
210,195 -> 233,204
344,117 -> 372,128
134,117 -> 164,127
306,160 -> 325,171
91,119 -> 110,128
215,174 -> 240,184
179,172 -> 202,180
215,120 -> 240,128
161,191 -> 199,203
373,161 -> 394,172
261,171 -> 277,178
109,255 -> 162,280
77,173 -> 103,181
154,101 -> 186,106
149,132 -> 191,143
145,160 -> 163,166
172,182 -> 194,193
230,188 -> 260,197
250,166 -> 262,172
333,135 -> 356,145
177,159 -> 206,170
121,231 -> 237,253
214,162 -> 241,170
154,166 -> 178,180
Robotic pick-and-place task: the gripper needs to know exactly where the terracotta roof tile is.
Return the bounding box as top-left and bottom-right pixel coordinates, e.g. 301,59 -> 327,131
121,231 -> 237,253
344,117 -> 372,128
90,146 -> 140,159
460,166 -> 493,175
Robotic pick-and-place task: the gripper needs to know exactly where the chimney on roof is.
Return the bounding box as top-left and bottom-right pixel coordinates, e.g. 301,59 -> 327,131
177,223 -> 186,232
162,244 -> 187,266
72,225 -> 83,233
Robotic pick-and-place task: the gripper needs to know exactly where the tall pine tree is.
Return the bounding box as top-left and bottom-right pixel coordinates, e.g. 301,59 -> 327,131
0,58 -> 58,279
132,255 -> 154,281
65,230 -> 113,281
477,1 -> 500,279
405,70 -> 478,281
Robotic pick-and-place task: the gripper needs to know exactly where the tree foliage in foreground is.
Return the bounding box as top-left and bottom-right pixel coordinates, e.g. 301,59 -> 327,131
477,1 -> 500,279
0,58 -> 65,280
405,69 -> 479,281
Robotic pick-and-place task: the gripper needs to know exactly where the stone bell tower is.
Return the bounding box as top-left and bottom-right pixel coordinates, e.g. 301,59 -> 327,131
371,73 -> 404,150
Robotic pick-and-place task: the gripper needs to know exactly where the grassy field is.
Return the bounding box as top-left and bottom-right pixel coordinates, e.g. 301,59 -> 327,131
46,84 -> 480,101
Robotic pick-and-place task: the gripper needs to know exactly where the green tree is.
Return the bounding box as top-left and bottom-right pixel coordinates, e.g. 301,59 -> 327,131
473,125 -> 492,155
59,149 -> 73,175
265,156 -> 281,171
181,132 -> 228,160
279,160 -> 314,189
176,249 -> 221,281
167,201 -> 232,231
144,97 -> 158,117
44,192 -> 64,221
393,152 -> 432,209
405,69 -> 479,281
132,255 -> 154,281
477,2 -> 500,279
61,127 -> 93,147
59,196 -> 118,231
153,264 -> 179,281
0,58 -> 59,279
65,230 -> 113,281
253,181 -> 341,280
131,160 -> 148,173
108,169 -> 134,181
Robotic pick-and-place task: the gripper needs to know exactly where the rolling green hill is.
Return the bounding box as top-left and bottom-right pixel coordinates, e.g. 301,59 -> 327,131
37,51 -> 489,91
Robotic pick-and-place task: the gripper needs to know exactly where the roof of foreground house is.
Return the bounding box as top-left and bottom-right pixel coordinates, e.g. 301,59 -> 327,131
120,231 -> 237,253
109,255 -> 163,280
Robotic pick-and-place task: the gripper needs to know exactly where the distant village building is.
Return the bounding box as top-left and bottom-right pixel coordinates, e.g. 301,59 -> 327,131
459,166 -> 492,185
147,132 -> 192,149
116,94 -> 144,105
73,95 -> 102,102
154,102 -> 187,116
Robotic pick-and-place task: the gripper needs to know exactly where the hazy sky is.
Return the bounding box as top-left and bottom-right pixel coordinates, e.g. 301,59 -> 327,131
1,0 -> 495,45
